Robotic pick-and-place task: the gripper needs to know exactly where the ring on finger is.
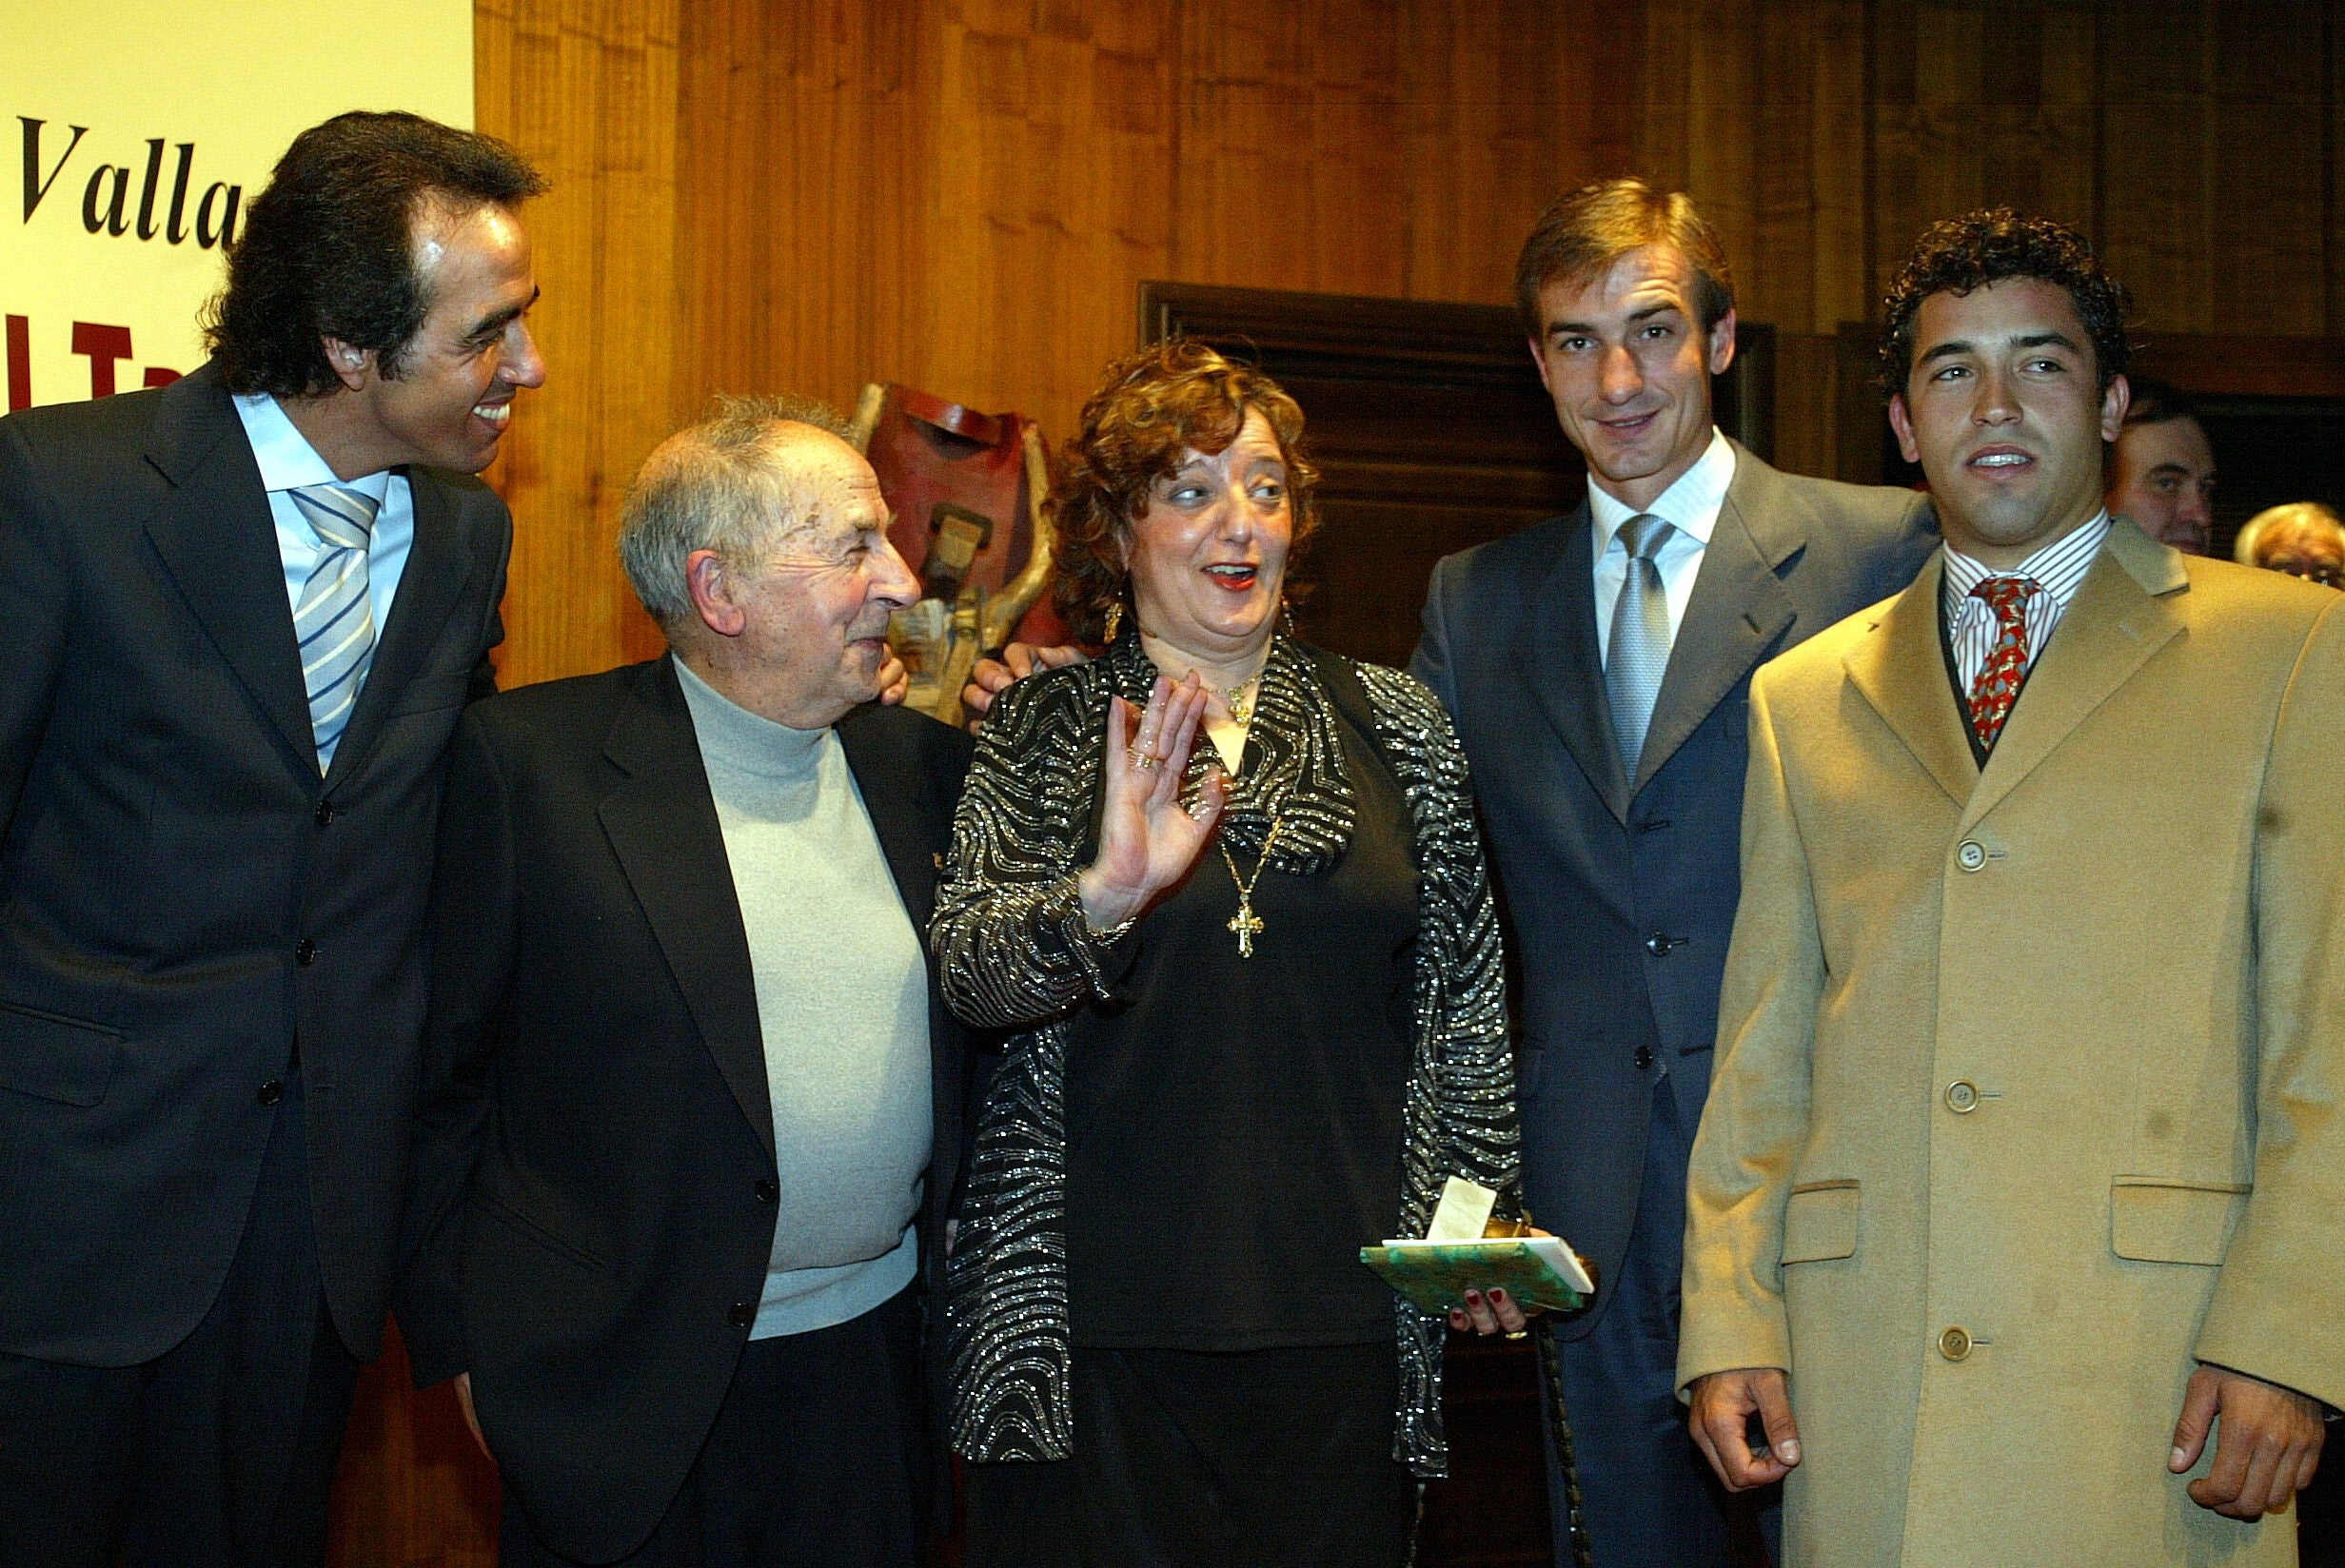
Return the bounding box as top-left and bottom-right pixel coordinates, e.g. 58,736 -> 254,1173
1132,752 -> 1160,771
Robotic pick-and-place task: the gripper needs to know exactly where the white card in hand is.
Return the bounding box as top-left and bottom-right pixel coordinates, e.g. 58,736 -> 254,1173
1426,1176 -> 1498,1242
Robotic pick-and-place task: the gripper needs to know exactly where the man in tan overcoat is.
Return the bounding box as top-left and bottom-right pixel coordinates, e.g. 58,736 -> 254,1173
1678,209 -> 2341,1566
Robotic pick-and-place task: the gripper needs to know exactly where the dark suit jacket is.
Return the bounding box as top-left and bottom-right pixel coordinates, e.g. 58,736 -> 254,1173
396,657 -> 976,1565
1410,441 -> 1934,1337
0,363 -> 509,1364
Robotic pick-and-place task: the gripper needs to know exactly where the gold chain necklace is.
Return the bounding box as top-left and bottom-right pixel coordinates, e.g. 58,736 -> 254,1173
1219,676 -> 1260,727
1217,815 -> 1283,959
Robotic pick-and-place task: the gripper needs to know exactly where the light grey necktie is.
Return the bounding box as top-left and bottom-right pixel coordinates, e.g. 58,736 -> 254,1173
1606,512 -> 1676,778
289,481 -> 382,771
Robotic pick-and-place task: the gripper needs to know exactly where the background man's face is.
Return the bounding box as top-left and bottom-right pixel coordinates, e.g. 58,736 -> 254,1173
1889,278 -> 2125,567
2107,415 -> 2217,555
1529,245 -> 1735,510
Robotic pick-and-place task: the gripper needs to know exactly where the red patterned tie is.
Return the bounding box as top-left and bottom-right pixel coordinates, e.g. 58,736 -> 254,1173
1966,577 -> 2039,750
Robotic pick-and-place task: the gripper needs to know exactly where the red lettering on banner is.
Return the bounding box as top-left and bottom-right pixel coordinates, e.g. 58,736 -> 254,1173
6,315 -> 28,411
143,366 -> 180,388
71,321 -> 133,397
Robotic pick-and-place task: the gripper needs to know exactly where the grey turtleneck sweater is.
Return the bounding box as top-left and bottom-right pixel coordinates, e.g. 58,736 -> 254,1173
675,657 -> 931,1339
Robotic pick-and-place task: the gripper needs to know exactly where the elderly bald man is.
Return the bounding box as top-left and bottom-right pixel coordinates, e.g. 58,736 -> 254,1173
397,396 -> 975,1568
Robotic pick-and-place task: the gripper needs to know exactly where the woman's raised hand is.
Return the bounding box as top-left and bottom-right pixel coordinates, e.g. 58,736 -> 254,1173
1077,674 -> 1226,933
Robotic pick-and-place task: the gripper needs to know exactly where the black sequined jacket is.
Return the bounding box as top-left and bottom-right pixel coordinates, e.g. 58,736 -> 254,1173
930,631 -> 1518,1477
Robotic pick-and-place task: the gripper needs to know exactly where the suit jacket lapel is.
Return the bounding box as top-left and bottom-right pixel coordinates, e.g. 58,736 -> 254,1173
837,713 -> 939,931
1844,554 -> 1981,809
1518,503 -> 1632,822
598,659 -> 774,1160
1633,449 -> 1800,793
324,467 -> 476,787
140,366 -> 318,774
1959,522 -> 2186,831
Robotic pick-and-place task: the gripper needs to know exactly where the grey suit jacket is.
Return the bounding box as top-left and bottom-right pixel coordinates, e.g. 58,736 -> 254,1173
1410,441 -> 1935,1334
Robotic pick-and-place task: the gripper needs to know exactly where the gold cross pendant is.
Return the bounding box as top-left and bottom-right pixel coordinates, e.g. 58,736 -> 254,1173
1227,898 -> 1264,959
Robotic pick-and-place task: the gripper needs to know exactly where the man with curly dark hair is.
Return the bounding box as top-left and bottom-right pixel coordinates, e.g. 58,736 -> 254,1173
1681,210 -> 2340,1565
0,111 -> 544,1566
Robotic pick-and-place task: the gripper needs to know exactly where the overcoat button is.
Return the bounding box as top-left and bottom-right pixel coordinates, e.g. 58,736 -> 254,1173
1939,1325 -> 1973,1361
1945,1080 -> 1980,1113
258,1081 -> 285,1107
1957,840 -> 1987,872
1633,1046 -> 1654,1070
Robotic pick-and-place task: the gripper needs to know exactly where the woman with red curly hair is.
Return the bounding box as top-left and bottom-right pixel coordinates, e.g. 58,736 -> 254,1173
930,341 -> 1525,1565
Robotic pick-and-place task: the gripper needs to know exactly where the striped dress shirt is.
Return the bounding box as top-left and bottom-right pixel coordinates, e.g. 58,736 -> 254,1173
1941,511 -> 2113,695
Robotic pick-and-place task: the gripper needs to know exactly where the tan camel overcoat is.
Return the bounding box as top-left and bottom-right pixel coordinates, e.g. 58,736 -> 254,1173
1679,521 -> 2345,1567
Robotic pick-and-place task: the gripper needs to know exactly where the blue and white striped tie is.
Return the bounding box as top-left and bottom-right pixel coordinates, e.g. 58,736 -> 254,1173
289,482 -> 382,771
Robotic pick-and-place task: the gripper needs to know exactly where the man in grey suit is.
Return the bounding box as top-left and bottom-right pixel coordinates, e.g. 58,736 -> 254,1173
1410,179 -> 1936,1568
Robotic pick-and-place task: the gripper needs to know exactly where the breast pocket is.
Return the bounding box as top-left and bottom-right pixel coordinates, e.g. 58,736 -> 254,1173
0,1002 -> 125,1107
1781,1180 -> 1860,1264
2110,1177 -> 2249,1266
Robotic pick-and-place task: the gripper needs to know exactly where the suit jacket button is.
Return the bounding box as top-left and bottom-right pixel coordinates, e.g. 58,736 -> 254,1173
315,800 -> 336,827
295,939 -> 317,966
728,1303 -> 757,1327
1957,840 -> 1988,872
1644,932 -> 1670,956
1945,1080 -> 1980,1113
754,1180 -> 778,1205
1633,1045 -> 1654,1070
1939,1325 -> 1973,1361
258,1081 -> 285,1107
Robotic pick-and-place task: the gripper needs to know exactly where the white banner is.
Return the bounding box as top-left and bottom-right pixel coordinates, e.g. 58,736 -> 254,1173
0,2 -> 474,409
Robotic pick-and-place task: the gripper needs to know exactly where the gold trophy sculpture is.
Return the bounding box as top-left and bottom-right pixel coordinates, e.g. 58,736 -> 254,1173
848,383 -> 1055,727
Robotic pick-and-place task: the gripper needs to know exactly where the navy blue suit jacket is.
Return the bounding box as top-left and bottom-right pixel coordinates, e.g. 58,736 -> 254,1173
0,363 -> 509,1364
1410,441 -> 1934,1337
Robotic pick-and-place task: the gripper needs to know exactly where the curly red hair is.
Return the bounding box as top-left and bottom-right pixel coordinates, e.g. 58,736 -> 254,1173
1051,340 -> 1320,643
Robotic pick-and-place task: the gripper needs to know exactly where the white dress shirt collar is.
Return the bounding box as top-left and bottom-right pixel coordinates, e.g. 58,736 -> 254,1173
231,391 -> 393,504
1940,510 -> 2113,630
1588,426 -> 1736,555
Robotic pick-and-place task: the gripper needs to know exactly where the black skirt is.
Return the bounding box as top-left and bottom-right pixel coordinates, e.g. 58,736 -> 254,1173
962,1342 -> 1413,1568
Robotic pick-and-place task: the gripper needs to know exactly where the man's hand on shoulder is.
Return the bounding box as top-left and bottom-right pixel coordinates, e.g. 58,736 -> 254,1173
960,641 -> 1089,720
2170,1363 -> 2325,1519
1688,1366 -> 1802,1492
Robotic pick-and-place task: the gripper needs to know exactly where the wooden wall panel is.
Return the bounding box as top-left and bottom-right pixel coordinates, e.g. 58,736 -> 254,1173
475,0 -> 681,686
1396,0 -> 1594,309
2099,0 -> 2219,330
1172,1 -> 1409,297
924,0 -> 1178,439
2204,2 -> 2328,334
